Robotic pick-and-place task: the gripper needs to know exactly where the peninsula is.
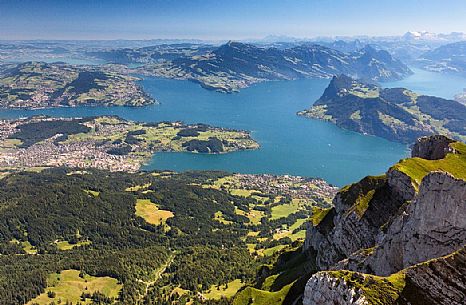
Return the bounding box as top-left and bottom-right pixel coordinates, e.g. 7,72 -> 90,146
0,116 -> 259,172
298,75 -> 466,143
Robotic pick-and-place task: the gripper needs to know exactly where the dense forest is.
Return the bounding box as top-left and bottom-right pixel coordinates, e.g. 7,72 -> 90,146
0,168 -> 330,305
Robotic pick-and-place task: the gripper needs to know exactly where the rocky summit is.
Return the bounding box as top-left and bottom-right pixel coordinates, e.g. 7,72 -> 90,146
302,135 -> 466,305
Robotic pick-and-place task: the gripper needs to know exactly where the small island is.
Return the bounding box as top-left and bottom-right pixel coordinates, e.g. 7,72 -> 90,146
0,61 -> 154,108
298,74 -> 466,143
0,116 -> 259,172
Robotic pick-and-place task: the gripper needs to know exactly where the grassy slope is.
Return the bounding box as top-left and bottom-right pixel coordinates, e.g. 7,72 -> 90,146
26,269 -> 122,305
55,240 -> 92,251
392,142 -> 466,188
233,284 -> 293,305
202,279 -> 245,300
135,198 -> 174,226
324,270 -> 406,305
270,200 -> 301,220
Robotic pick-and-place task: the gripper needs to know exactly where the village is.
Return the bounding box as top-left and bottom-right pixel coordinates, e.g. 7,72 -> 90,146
234,173 -> 338,203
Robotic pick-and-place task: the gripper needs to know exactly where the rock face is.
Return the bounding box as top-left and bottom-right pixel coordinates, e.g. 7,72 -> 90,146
305,172 -> 413,270
303,136 -> 466,304
303,273 -> 367,305
411,135 -> 455,159
304,248 -> 466,305
401,247 -> 466,305
368,172 -> 466,275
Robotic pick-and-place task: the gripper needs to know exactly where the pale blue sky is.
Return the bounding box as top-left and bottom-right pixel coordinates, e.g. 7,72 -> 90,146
0,0 -> 465,40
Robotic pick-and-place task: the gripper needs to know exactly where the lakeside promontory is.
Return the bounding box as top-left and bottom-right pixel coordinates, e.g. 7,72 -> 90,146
298,74 -> 466,143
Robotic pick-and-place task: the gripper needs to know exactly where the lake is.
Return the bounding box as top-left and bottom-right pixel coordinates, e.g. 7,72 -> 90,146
0,68 -> 464,186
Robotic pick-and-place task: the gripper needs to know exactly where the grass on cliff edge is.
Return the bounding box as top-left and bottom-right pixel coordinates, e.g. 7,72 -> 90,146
310,206 -> 332,226
391,142 -> 466,188
325,270 -> 406,305
232,283 -> 293,305
349,189 -> 375,218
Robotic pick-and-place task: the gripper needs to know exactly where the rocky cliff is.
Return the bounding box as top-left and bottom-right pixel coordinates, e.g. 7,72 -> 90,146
304,248 -> 466,305
302,136 -> 466,304
410,135 -> 455,159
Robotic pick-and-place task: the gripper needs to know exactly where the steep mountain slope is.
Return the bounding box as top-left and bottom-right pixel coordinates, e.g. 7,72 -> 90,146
304,248 -> 466,305
298,75 -> 466,143
301,135 -> 466,304
139,42 -> 412,93
418,41 -> 466,75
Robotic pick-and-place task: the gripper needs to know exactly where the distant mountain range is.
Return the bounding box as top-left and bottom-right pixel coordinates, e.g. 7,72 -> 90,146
131,41 -> 412,93
418,41 -> 466,76
455,89 -> 466,105
302,40 -> 429,64
252,32 -> 466,63
401,31 -> 466,42
86,44 -> 216,64
298,75 -> 466,143
248,31 -> 466,44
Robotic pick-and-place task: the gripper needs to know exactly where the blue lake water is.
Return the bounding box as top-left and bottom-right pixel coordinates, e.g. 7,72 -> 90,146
385,67 -> 466,99
0,68 -> 464,186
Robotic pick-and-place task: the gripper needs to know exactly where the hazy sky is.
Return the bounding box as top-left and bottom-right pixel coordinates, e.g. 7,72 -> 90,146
0,0 -> 465,40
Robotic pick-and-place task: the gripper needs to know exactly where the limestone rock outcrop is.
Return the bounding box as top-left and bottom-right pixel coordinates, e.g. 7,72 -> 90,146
303,272 -> 367,305
368,172 -> 466,275
304,247 -> 466,305
304,171 -> 413,270
303,136 -> 466,304
411,135 -> 455,160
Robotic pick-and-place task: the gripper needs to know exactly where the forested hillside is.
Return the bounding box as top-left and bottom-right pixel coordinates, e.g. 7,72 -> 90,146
0,168 -> 336,305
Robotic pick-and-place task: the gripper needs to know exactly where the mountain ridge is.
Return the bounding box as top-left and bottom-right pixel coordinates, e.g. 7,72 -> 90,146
133,41 -> 412,93
418,41 -> 466,75
298,74 -> 466,143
